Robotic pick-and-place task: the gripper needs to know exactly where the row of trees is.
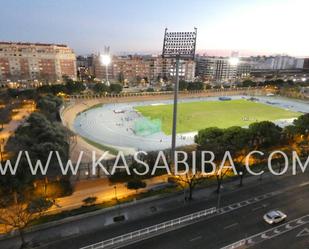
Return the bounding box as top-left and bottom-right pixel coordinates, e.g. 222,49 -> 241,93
93,83 -> 123,94
191,114 -> 309,195
167,114 -> 309,200
37,80 -> 86,95
239,79 -> 309,88
179,81 -> 205,91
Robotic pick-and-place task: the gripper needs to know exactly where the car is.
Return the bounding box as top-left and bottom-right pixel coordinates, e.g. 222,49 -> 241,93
263,210 -> 287,225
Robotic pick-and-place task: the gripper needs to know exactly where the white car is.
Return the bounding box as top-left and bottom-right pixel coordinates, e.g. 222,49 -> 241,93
263,210 -> 287,225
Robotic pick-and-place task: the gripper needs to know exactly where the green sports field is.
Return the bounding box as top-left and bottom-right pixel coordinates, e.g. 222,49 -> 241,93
135,99 -> 300,135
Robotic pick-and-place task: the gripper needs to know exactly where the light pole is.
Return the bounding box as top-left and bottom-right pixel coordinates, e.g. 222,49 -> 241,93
100,54 -> 111,86
162,28 -> 197,171
0,143 -> 3,162
0,138 -> 4,162
114,185 -> 118,202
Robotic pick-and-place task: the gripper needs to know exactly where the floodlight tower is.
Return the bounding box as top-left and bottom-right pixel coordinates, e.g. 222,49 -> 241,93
100,46 -> 111,86
162,28 -> 197,170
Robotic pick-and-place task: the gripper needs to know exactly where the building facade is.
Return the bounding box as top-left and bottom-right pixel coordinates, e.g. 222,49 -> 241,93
303,58 -> 309,70
0,42 -> 76,87
76,55 -> 94,81
195,56 -> 251,84
92,54 -> 195,85
250,55 -> 304,70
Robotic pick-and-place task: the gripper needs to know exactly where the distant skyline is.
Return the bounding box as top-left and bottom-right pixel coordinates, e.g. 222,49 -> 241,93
1,0 -> 309,57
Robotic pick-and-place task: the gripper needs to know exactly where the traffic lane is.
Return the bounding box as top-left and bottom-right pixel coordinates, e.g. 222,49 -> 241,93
37,173 -> 309,249
123,183 -> 309,249
253,222 -> 309,249
39,178 -> 285,249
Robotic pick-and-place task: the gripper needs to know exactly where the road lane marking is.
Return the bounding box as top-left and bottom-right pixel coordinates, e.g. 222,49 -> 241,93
252,203 -> 268,211
220,214 -> 309,249
80,181 -> 309,249
189,235 -> 202,242
299,181 -> 309,187
296,227 -> 309,237
224,223 -> 238,230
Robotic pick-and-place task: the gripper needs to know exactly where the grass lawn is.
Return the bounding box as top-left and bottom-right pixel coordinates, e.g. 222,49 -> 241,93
135,99 -> 300,135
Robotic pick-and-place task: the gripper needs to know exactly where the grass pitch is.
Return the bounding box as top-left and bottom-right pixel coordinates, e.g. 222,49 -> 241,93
135,99 -> 300,135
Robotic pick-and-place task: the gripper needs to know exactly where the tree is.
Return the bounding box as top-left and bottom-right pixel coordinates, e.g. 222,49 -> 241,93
65,81 -> 86,94
93,83 -> 109,94
222,127 -> 252,186
195,126 -> 252,191
187,82 -> 204,91
170,172 -> 208,200
5,112 -> 71,198
241,80 -> 256,87
293,114 -> 309,135
37,95 -> 63,121
135,76 -> 142,85
195,127 -> 225,154
146,87 -> 155,92
110,84 -> 123,94
179,80 -> 188,91
0,197 -> 52,248
0,106 -> 11,129
117,72 -> 125,84
248,121 -> 282,149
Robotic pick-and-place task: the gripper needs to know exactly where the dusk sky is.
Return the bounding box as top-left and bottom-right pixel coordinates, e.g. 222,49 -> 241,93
1,0 -> 308,56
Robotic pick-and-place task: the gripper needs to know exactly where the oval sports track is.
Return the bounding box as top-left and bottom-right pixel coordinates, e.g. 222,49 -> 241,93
73,95 -> 309,154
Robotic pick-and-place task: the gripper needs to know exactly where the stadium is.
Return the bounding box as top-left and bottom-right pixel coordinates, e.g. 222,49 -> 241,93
69,93 -> 309,154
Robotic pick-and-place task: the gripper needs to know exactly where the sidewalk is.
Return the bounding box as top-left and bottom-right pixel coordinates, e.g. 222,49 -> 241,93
0,168 -> 300,249
47,175 -> 168,214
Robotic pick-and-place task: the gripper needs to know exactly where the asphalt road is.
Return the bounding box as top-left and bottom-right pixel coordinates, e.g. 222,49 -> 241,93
0,173 -> 309,249
123,180 -> 309,249
32,171 -> 309,249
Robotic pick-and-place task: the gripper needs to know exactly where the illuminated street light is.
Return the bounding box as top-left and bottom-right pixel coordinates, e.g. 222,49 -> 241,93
100,53 -> 111,86
162,28 -> 197,171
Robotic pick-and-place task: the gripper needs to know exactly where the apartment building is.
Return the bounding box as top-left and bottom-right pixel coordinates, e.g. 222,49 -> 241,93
92,54 -> 195,84
195,56 -> 251,84
0,42 -> 76,86
250,55 -> 304,70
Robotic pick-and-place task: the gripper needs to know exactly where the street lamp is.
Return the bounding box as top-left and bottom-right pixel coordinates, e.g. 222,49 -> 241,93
114,185 -> 118,201
162,28 -> 197,171
100,54 -> 111,86
0,139 -> 3,162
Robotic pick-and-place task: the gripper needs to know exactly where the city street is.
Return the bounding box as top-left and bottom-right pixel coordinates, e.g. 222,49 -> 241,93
123,180 -> 309,249
12,171 -> 306,249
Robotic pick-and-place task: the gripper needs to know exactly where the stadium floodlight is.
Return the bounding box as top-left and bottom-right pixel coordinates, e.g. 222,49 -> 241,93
229,57 -> 239,66
162,28 -> 197,170
100,54 -> 111,66
100,47 -> 111,86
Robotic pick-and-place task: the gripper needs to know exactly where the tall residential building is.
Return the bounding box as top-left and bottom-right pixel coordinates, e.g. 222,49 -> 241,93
303,58 -> 309,70
195,56 -> 251,84
0,42 -> 76,86
92,54 -> 195,84
250,55 -> 304,70
76,55 -> 94,81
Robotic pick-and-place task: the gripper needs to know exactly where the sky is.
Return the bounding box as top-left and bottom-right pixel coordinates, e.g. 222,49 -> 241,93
1,0 -> 309,57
